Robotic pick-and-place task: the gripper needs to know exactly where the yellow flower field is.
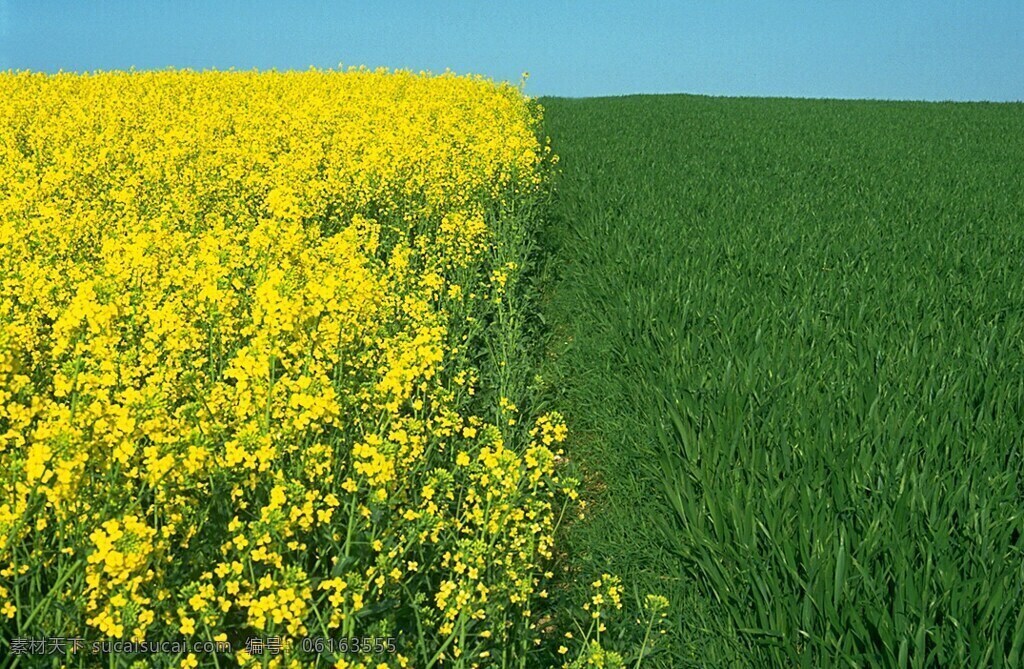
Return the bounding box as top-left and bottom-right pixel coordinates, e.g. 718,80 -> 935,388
0,68 -> 575,668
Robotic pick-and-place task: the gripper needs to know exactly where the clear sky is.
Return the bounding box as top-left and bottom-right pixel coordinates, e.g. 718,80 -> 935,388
1,0 -> 1021,102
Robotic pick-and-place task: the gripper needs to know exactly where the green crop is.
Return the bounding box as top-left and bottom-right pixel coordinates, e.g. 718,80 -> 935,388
539,94 -> 1024,668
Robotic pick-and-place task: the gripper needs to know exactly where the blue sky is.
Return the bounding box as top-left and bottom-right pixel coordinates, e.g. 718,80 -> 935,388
1,1 -> 1021,101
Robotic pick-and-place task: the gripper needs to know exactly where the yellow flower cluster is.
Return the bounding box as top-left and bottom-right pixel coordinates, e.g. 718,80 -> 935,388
85,516 -> 158,640
0,67 -> 569,666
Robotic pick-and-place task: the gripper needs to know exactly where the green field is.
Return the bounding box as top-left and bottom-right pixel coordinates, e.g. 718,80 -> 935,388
537,95 -> 1024,668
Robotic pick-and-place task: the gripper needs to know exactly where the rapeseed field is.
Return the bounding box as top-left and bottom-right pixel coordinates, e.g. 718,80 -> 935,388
0,69 -> 619,668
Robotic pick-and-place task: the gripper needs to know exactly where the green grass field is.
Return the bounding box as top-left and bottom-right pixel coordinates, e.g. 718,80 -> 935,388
537,94 -> 1024,668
